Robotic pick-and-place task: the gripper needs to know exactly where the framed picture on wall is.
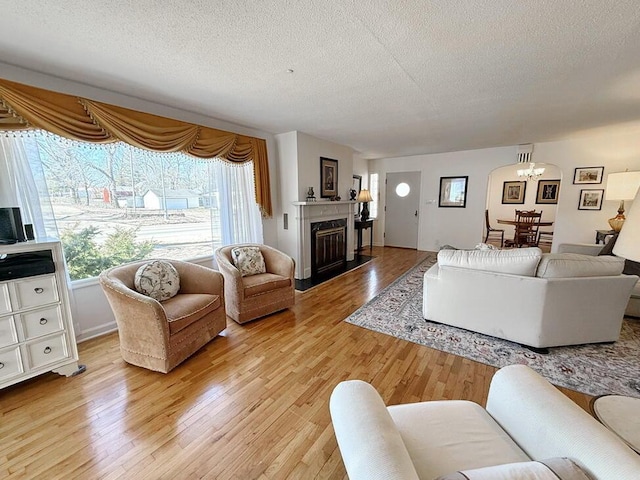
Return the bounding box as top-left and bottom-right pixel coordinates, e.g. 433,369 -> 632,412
352,174 -> 362,215
438,176 -> 468,208
502,181 -> 527,204
573,166 -> 604,184
536,179 -> 561,204
578,189 -> 604,210
320,157 -> 338,198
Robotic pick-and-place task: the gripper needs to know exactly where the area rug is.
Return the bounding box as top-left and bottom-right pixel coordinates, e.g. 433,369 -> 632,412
345,253 -> 640,398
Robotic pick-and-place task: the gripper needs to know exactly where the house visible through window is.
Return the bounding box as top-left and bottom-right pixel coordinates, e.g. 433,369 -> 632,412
4,131 -> 263,280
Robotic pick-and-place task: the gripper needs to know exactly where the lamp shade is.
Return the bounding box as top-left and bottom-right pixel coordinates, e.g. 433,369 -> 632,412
605,171 -> 640,201
613,189 -> 640,262
357,189 -> 373,202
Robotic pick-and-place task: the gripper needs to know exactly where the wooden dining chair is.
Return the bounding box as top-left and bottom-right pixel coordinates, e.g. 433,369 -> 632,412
484,209 -> 505,247
537,229 -> 554,251
512,210 -> 542,247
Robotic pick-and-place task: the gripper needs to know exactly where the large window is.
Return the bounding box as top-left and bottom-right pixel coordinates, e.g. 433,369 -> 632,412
4,131 -> 263,280
369,173 -> 379,218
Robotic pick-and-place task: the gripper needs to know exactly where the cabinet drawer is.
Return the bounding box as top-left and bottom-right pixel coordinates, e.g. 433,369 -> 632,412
26,334 -> 68,369
13,275 -> 59,310
0,283 -> 10,315
0,346 -> 24,382
20,306 -> 63,340
0,316 -> 18,348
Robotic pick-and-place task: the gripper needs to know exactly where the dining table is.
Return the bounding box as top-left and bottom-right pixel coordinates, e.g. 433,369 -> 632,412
497,218 -> 553,247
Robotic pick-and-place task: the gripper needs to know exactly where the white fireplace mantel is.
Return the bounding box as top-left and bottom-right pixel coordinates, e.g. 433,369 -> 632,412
292,201 -> 357,279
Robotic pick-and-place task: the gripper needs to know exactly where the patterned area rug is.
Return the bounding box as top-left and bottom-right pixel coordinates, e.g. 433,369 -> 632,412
346,253 -> 640,398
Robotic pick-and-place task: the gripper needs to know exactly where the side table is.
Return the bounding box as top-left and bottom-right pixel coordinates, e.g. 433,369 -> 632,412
591,394 -> 640,453
595,229 -> 617,245
354,219 -> 373,255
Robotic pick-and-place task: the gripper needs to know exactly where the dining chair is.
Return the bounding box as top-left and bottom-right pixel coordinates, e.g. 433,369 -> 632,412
513,210 -> 542,247
484,209 -> 505,247
537,229 -> 554,251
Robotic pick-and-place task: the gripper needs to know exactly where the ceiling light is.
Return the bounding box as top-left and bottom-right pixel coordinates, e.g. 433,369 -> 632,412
517,162 -> 545,181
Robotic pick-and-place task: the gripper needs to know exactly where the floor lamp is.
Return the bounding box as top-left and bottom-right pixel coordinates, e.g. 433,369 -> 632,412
613,188 -> 640,265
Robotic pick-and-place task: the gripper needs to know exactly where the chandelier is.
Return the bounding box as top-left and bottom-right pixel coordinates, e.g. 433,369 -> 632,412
517,162 -> 545,181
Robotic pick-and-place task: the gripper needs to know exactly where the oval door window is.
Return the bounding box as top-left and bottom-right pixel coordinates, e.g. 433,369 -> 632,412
395,182 -> 410,197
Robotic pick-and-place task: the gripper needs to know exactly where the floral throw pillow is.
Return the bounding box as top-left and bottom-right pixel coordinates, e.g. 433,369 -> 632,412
231,246 -> 266,277
134,260 -> 180,301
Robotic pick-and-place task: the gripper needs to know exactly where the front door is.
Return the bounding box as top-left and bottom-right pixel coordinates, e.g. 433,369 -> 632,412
384,171 -> 421,248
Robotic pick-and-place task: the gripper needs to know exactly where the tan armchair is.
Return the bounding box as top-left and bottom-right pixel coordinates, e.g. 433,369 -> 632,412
214,244 -> 295,324
99,259 -> 226,373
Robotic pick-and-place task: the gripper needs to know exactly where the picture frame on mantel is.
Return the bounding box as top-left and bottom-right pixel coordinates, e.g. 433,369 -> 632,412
320,157 -> 338,198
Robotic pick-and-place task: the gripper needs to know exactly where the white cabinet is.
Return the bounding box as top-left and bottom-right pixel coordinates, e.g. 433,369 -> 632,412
0,240 -> 81,389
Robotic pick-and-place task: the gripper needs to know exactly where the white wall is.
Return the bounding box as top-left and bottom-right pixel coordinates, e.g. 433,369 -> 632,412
370,122 -> 640,251
370,146 -> 514,250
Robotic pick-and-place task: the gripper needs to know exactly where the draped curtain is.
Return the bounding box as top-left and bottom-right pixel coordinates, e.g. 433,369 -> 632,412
0,78 -> 272,217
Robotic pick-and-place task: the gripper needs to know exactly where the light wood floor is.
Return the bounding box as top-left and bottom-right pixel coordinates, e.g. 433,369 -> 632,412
0,247 -> 592,480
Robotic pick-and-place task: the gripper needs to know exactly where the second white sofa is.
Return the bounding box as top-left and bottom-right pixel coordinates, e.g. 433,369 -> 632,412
423,247 -> 637,348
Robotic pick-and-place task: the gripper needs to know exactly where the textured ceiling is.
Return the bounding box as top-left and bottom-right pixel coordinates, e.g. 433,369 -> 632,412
1,1 -> 639,159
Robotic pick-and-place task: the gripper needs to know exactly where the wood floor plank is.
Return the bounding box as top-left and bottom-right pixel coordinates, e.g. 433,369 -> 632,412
0,246 -> 594,479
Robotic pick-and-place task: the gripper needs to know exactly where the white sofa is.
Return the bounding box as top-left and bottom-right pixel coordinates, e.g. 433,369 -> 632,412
423,247 -> 637,348
330,365 -> 640,480
558,242 -> 640,318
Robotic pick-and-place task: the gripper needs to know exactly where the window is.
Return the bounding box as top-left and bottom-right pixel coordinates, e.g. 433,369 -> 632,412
3,131 -> 263,280
369,173 -> 379,218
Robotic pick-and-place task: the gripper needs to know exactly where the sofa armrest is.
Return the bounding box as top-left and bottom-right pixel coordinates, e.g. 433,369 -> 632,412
330,380 -> 420,480
557,243 -> 602,256
487,365 -> 640,479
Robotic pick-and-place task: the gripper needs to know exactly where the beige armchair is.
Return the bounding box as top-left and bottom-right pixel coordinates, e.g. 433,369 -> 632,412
99,259 -> 226,373
214,244 -> 295,324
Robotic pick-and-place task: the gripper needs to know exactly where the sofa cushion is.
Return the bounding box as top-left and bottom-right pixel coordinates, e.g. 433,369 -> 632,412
163,293 -> 221,334
388,400 -> 530,479
243,272 -> 291,297
536,253 -> 624,278
232,246 -> 267,277
134,260 -> 180,301
437,247 -> 542,276
436,457 -> 591,480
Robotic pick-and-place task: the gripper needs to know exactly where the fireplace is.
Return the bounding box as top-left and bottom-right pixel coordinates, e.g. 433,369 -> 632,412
311,219 -> 347,277
292,201 -> 356,280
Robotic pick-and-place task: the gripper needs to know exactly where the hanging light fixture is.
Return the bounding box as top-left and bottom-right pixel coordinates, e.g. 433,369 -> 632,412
517,162 -> 546,181
515,144 -> 545,181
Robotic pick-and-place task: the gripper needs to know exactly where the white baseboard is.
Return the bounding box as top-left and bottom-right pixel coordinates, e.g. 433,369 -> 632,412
76,321 -> 118,343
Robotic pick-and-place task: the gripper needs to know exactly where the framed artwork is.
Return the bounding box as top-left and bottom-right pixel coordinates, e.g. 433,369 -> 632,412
573,166 -> 604,184
438,176 -> 468,208
352,174 -> 362,215
578,189 -> 604,210
502,181 -> 527,204
320,157 -> 338,198
536,179 -> 561,204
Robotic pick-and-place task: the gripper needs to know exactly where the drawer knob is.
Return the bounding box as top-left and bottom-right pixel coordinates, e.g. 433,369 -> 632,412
44,346 -> 52,354
0,362 -> 4,369
34,287 -> 44,294
39,317 -> 48,325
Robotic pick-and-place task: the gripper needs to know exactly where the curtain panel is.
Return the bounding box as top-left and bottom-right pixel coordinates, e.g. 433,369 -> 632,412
0,78 -> 272,216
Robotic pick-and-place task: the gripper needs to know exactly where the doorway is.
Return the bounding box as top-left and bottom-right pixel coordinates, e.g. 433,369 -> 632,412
384,171 -> 421,248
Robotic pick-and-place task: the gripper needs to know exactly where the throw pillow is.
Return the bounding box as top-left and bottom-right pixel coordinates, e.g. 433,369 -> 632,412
231,246 -> 266,277
436,457 -> 591,480
134,260 -> 180,301
474,243 -> 496,250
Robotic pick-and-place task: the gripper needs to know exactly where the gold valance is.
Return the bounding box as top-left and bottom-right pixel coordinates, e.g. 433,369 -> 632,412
0,78 -> 272,216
